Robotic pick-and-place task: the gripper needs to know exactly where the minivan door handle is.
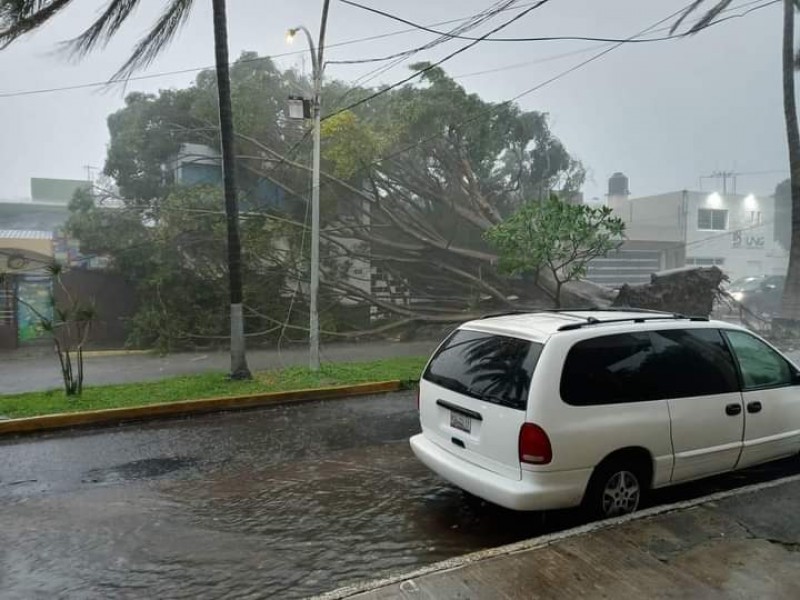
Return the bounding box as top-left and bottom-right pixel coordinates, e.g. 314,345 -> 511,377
725,403 -> 742,416
747,401 -> 762,414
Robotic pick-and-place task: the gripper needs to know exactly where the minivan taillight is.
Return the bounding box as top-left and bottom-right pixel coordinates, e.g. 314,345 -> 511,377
519,423 -> 552,465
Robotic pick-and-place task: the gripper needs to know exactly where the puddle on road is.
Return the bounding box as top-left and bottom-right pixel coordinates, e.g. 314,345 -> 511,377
3,448 -> 798,600
83,457 -> 199,485
0,443 -> 579,600
150,443 -> 581,599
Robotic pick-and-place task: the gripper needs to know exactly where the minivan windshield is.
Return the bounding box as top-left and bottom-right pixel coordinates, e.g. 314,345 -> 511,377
423,329 -> 542,410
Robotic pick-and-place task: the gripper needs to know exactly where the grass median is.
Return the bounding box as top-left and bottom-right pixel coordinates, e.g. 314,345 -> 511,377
0,356 -> 427,420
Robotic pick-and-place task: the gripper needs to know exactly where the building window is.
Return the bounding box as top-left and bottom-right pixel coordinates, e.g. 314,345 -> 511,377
698,208 -> 728,231
686,257 -> 725,266
749,211 -> 762,225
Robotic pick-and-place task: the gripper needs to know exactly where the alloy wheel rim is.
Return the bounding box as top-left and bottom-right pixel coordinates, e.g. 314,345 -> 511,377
601,470 -> 640,517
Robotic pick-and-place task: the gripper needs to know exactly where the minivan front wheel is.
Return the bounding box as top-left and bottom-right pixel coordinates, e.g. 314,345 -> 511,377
584,463 -> 644,519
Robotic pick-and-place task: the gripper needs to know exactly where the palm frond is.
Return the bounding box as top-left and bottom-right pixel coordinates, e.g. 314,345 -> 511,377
63,0 -> 142,57
0,0 -> 73,48
111,0 -> 193,81
686,0 -> 735,35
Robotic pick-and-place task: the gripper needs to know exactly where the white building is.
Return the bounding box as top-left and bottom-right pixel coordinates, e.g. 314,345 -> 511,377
609,188 -> 787,282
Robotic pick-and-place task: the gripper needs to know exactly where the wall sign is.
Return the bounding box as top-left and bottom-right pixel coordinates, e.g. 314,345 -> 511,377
732,231 -> 764,249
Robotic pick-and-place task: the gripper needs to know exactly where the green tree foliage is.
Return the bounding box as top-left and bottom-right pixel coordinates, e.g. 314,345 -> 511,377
68,56 -> 590,346
315,65 -> 589,315
485,196 -> 625,307
67,185 -> 298,352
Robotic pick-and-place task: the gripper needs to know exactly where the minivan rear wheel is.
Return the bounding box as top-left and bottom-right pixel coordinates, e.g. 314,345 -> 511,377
584,462 -> 645,519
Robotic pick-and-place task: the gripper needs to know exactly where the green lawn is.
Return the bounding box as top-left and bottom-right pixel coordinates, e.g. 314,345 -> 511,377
0,356 -> 427,420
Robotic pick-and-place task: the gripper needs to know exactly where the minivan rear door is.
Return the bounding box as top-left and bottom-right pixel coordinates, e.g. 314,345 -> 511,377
419,329 -> 543,481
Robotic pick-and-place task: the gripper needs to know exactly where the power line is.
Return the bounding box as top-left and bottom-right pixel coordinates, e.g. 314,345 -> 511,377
450,46 -> 601,79
341,0 -> 775,169
0,1 -> 543,100
322,0 -> 556,122
331,0 -> 773,109
0,0 -> 774,100
335,0 -> 774,61
327,0 -> 522,112
329,0 -> 521,66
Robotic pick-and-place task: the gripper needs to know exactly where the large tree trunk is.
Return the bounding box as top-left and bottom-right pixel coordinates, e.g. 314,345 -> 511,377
212,0 -> 251,379
781,0 -> 800,320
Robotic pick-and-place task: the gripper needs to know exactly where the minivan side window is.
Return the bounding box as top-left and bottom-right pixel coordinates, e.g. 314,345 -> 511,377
423,329 -> 542,410
648,329 -> 739,399
724,330 -> 795,390
561,332 -> 655,405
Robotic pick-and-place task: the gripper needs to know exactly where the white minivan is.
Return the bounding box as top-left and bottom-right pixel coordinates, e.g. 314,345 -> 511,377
410,310 -> 800,518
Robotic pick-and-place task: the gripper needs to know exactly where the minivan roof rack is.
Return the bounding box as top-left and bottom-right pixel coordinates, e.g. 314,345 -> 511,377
557,314 -> 709,331
478,307 -> 601,319
479,307 -> 685,320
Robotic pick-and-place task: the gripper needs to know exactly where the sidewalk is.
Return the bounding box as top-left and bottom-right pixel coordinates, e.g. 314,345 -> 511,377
0,340 -> 438,394
326,475 -> 800,600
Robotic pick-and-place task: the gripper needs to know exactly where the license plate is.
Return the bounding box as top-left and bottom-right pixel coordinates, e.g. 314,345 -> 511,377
450,411 -> 471,433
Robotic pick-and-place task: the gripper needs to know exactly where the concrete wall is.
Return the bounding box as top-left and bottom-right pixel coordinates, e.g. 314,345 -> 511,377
684,191 -> 787,281
612,192 -> 685,243
613,190 -> 788,282
55,270 -> 137,348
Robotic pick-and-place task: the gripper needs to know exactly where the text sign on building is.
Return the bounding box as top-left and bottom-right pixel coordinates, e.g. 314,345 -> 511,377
732,230 -> 765,249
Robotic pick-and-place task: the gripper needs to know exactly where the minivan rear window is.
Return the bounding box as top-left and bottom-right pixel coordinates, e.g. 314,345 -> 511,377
423,329 -> 542,410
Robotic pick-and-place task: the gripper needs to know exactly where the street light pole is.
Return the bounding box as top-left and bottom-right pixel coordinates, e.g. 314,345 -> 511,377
287,0 -> 330,372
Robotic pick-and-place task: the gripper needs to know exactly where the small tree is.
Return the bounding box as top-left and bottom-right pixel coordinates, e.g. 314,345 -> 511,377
1,264 -> 96,396
485,196 -> 625,307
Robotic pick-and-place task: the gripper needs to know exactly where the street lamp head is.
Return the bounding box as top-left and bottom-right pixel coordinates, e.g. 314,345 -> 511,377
286,28 -> 299,44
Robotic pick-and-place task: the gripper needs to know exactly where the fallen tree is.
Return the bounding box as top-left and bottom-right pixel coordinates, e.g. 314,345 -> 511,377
613,266 -> 727,316
79,56 -> 727,347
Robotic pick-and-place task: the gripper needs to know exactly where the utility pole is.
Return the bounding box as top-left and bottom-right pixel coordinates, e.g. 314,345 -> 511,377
701,170 -> 736,194
84,165 -> 97,184
287,0 -> 331,372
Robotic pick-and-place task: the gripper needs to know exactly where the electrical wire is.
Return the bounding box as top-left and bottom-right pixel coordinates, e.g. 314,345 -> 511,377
326,0 -> 521,111
321,0 -> 556,122
0,1 -> 541,100
327,0 -> 773,112
334,0 -> 775,60
339,0 -> 775,169
328,0 -> 520,66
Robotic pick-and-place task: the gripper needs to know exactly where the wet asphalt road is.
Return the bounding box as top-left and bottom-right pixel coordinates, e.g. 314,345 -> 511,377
1,392 -> 799,599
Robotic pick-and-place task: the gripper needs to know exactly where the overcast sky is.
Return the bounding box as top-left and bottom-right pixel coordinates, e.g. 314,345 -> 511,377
0,0 -> 790,202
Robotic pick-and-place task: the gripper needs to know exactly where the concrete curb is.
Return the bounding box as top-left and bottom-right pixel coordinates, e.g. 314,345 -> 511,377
311,472 -> 800,600
80,350 -> 153,359
0,380 -> 404,437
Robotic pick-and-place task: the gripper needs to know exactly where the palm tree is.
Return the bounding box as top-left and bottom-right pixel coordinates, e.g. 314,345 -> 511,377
0,0 -> 252,378
674,0 -> 800,322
